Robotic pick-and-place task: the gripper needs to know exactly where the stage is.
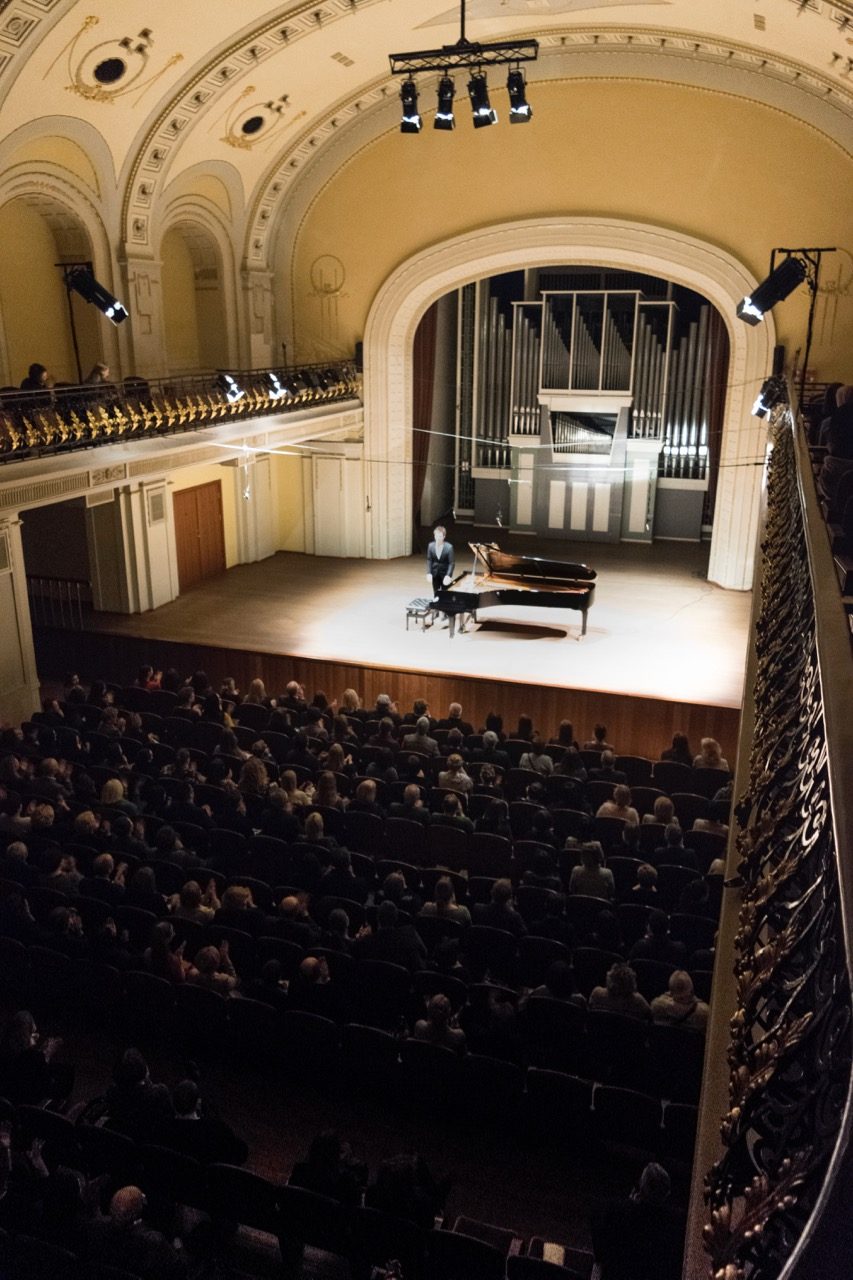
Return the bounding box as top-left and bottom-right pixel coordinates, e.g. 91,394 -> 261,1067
79,537 -> 750,707
37,537 -> 748,761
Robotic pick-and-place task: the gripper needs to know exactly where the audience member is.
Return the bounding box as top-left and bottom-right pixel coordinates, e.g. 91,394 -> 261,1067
650,970 -> 709,1031
589,963 -> 651,1021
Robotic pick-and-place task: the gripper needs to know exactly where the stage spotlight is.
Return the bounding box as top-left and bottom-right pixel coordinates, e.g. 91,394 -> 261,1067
217,373 -> 245,404
751,376 -> 787,418
507,67 -> 532,122
737,255 -> 807,325
400,78 -> 422,133
266,372 -> 290,401
467,72 -> 497,127
434,75 -> 456,130
65,264 -> 129,325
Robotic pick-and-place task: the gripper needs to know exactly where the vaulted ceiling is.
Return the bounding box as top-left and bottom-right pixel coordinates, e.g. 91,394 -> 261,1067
2,0 -> 853,257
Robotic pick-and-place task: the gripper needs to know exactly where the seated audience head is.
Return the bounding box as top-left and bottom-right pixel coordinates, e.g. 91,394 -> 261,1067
442,793 -> 463,817
109,1186 -> 147,1225
664,822 -> 684,846
636,863 -> 658,890
377,899 -> 399,929
491,878 -> 514,906
613,784 -> 632,807
606,963 -> 639,999
635,1163 -> 671,1205
699,737 -> 724,766
651,796 -> 674,824
580,841 -> 605,869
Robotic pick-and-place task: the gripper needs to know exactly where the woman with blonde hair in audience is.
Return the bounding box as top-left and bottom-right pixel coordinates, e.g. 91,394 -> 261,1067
642,795 -> 678,827
596,783 -> 639,826
340,688 -> 362,715
316,770 -> 347,810
237,755 -> 269,798
693,737 -> 730,771
280,768 -> 312,807
438,753 -> 473,795
243,677 -> 271,707
100,777 -> 138,818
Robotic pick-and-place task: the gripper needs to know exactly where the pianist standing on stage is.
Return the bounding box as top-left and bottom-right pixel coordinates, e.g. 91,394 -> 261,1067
427,525 -> 455,599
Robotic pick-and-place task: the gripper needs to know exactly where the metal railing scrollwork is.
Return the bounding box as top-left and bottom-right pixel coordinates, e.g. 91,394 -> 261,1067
702,411 -> 853,1279
0,362 -> 361,464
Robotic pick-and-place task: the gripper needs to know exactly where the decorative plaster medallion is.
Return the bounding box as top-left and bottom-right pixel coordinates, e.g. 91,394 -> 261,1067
44,15 -> 183,105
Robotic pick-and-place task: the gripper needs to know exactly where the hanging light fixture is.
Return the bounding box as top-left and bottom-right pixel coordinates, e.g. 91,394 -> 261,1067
507,67 -> 532,121
399,78 -> 422,133
389,0 -> 536,134
467,71 -> 497,127
434,75 -> 456,130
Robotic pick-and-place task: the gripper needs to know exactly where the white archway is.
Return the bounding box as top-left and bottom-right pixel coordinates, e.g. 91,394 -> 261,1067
363,216 -> 776,590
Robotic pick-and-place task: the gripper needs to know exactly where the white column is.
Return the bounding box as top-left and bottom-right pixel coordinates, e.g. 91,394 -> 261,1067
119,252 -> 167,379
0,515 -> 40,725
241,268 -> 278,369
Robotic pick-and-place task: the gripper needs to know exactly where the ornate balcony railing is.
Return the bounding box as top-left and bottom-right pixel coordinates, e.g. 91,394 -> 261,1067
0,361 -> 361,463
701,402 -> 853,1279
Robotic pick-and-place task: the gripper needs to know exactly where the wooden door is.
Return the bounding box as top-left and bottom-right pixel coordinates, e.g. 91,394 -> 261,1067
173,481 -> 226,593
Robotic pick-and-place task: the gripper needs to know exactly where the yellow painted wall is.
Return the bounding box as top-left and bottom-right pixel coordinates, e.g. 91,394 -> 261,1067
170,463 -> 238,567
288,80 -> 853,379
161,227 -> 200,372
0,200 -> 78,384
273,453 -> 307,551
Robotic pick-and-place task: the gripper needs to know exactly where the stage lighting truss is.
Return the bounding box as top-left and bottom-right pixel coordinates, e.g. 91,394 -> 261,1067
389,0 -> 537,131
736,247 -> 834,325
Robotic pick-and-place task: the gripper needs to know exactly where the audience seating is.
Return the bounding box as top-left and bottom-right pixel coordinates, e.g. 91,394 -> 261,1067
0,672 -> 732,1277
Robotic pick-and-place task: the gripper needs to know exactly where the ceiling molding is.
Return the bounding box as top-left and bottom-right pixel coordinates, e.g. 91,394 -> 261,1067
119,0 -> 390,250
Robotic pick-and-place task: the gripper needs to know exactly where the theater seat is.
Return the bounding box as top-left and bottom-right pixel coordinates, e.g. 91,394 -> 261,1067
427,1225 -> 507,1280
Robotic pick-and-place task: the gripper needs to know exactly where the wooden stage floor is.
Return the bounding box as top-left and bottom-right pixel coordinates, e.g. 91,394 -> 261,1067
86,538 -> 751,711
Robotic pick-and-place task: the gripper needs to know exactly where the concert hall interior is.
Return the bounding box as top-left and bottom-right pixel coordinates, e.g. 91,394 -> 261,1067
0,3 -> 851,1279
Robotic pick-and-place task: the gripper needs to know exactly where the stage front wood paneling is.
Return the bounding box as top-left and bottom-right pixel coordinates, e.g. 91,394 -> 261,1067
173,481 -> 226,593
35,629 -> 741,764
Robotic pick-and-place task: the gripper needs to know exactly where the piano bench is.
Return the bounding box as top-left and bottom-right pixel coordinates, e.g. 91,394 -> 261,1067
406,598 -> 437,630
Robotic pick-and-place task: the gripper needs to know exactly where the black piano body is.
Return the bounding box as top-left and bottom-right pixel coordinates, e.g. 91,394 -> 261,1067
434,543 -> 596,639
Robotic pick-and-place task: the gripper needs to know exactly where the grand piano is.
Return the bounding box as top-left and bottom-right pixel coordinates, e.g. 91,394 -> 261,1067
434,542 -> 596,639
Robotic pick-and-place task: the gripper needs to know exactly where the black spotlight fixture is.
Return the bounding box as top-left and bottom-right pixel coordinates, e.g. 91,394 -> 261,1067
507,67 -> 532,122
63,263 -> 128,324
216,373 -> 245,404
737,255 -> 808,325
751,376 -> 787,419
399,78 -> 422,133
467,71 -> 497,127
434,74 -> 456,130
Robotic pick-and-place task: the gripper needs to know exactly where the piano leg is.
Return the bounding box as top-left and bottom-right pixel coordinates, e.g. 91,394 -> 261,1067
448,613 -> 457,639
581,608 -> 588,637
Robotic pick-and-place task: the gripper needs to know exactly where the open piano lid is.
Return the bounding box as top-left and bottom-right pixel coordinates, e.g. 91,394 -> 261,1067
471,542 -> 596,585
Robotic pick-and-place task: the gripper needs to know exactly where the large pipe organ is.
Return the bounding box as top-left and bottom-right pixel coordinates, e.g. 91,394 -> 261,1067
449,272 -> 727,543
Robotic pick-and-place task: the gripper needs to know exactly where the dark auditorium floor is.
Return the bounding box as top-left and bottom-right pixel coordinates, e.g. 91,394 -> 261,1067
54,1016 -> 642,1265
